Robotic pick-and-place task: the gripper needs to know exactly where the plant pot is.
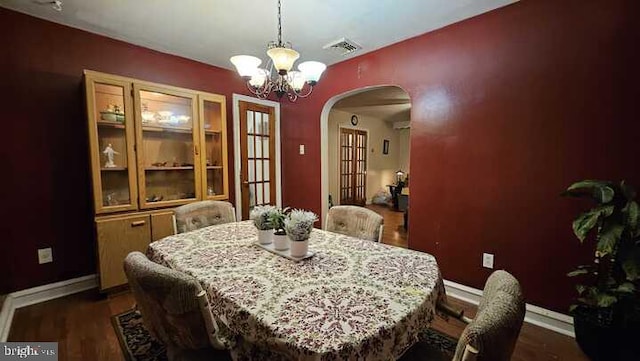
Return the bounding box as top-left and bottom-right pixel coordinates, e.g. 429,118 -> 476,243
257,229 -> 273,245
573,306 -> 639,361
289,239 -> 309,258
273,234 -> 289,250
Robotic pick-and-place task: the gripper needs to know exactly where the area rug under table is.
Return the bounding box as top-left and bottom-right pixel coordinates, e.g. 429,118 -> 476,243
111,309 -> 458,361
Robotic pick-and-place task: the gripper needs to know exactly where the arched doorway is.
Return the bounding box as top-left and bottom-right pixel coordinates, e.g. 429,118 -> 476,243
320,85 -> 411,245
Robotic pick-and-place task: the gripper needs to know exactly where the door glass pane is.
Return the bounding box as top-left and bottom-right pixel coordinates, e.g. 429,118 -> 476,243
249,184 -> 256,207
139,90 -> 195,203
262,113 -> 269,136
256,183 -> 264,205
264,182 -> 270,204
203,99 -> 224,198
256,160 -> 263,182
263,160 -> 270,181
255,114 -> 262,134
248,135 -> 254,158
248,160 -> 255,182
247,111 -> 254,133
94,82 -> 131,207
262,137 -> 269,158
255,135 -> 262,158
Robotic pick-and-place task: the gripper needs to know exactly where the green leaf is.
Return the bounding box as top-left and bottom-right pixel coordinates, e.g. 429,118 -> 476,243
572,205 -> 614,242
566,180 -> 614,203
576,284 -> 586,295
624,201 -> 639,231
597,221 -> 623,255
567,269 -> 590,277
622,248 -> 640,281
614,282 -> 635,293
569,304 -> 578,313
596,293 -> 617,308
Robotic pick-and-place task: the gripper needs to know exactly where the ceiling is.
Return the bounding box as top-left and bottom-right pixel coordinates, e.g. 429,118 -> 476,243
1,0 -> 516,70
333,86 -> 411,124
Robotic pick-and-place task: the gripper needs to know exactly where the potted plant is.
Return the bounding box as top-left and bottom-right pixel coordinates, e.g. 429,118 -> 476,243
250,205 -> 277,245
563,180 -> 640,360
284,209 -> 318,257
269,207 -> 290,250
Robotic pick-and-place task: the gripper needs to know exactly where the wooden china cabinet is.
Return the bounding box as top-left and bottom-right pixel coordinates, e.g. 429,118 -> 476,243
84,70 -> 229,291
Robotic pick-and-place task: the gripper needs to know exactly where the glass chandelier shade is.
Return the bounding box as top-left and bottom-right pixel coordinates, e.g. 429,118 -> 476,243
229,0 -> 326,102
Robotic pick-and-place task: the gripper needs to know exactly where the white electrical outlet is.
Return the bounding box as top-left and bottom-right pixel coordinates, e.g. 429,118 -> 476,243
299,144 -> 305,155
482,253 -> 494,269
38,247 -> 53,264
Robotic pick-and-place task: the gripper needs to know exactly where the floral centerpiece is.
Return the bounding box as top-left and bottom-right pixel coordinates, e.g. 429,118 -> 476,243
250,205 -> 277,244
284,209 -> 318,257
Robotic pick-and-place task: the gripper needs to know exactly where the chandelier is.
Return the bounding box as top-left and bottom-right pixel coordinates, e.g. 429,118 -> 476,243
230,0 -> 326,102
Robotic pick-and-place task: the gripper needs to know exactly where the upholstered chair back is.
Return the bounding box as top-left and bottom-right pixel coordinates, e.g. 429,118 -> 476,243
453,270 -> 525,361
174,201 -> 235,234
123,252 -> 212,350
325,205 -> 384,242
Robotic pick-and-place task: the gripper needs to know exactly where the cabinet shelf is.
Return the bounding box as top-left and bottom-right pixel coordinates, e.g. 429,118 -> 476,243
204,130 -> 221,135
145,166 -> 194,171
142,125 -> 192,134
206,166 -> 223,170
101,167 -> 127,171
97,120 -> 125,129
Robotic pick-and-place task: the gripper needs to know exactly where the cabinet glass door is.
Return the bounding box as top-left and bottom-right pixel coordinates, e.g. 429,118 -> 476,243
85,75 -> 138,214
199,94 -> 228,200
134,85 -> 200,208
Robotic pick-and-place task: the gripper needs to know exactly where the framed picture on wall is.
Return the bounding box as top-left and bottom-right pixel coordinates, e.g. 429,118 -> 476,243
383,139 -> 390,155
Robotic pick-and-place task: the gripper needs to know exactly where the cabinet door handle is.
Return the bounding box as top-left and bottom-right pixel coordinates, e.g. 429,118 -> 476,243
131,220 -> 146,227
194,145 -> 199,156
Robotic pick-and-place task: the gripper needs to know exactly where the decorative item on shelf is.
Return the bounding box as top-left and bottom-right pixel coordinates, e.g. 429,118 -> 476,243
206,158 -> 211,166
250,205 -> 278,245
172,157 -> 180,167
141,103 -> 155,124
103,143 -> 119,168
269,207 -> 291,250
229,0 -> 326,102
284,209 -> 318,257
104,192 -> 119,206
207,186 -> 215,196
113,105 -> 125,123
157,111 -> 173,124
151,161 -> 167,167
146,194 -> 164,202
563,180 -> 640,360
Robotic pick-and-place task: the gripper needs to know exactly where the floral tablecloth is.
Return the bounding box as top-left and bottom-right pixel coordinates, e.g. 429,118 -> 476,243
147,221 -> 444,360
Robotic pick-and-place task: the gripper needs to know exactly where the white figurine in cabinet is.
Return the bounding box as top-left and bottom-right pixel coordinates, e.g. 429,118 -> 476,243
103,143 -> 120,168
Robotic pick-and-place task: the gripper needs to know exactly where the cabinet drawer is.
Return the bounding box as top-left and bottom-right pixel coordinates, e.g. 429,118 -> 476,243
151,211 -> 175,241
96,215 -> 151,290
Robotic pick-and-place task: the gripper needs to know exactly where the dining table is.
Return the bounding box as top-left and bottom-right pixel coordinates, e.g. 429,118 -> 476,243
147,220 -> 445,360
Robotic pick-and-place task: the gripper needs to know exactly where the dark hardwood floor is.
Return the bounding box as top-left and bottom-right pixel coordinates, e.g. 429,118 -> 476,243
8,289 -> 587,360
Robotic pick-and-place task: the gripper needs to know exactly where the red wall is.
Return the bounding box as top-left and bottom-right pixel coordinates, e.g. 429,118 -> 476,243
280,0 -> 640,312
0,8 -> 246,293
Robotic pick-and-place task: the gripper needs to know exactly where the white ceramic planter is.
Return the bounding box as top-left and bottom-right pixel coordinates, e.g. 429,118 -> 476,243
273,234 -> 289,250
289,239 -> 309,258
257,229 -> 273,245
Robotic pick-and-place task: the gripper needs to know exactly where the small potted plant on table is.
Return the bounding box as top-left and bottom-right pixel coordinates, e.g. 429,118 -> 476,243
269,207 -> 290,250
284,209 -> 318,257
563,180 -> 640,360
250,205 -> 277,245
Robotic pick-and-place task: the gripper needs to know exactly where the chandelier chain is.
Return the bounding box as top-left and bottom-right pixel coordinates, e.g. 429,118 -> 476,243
277,0 -> 282,47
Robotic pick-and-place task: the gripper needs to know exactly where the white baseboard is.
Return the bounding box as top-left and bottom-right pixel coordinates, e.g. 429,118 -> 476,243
0,274 -> 98,341
443,279 -> 575,338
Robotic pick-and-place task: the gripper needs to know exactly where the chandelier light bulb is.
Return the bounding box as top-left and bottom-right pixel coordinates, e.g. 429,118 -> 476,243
267,47 -> 300,75
249,68 -> 269,88
287,71 -> 306,91
230,55 -> 262,78
298,61 -> 327,85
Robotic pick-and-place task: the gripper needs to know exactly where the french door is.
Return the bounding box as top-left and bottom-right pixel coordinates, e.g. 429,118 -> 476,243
239,101 -> 277,219
339,128 -> 367,205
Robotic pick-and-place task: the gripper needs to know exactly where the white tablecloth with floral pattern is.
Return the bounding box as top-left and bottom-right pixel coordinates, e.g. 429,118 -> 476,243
147,221 -> 444,360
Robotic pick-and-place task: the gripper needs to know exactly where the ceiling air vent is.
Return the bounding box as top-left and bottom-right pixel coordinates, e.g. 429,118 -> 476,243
323,37 -> 362,56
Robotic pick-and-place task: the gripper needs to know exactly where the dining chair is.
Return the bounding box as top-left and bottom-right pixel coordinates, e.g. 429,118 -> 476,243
402,270 -> 525,361
325,205 -> 384,242
173,200 -> 236,234
123,252 -> 230,361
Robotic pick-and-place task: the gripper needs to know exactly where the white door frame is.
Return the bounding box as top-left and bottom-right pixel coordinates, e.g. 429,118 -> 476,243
232,94 -> 282,220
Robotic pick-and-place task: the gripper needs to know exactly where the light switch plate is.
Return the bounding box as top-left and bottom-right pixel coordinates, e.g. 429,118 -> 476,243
299,144 -> 305,155
482,253 -> 494,269
38,247 -> 53,264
